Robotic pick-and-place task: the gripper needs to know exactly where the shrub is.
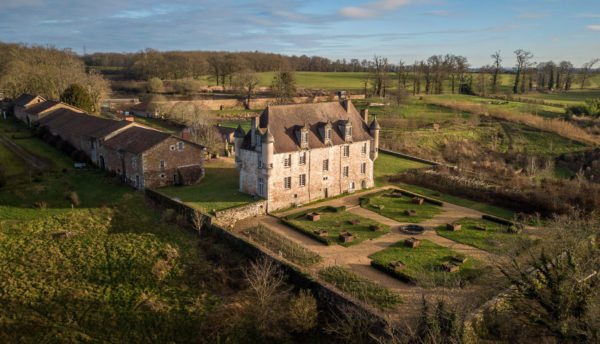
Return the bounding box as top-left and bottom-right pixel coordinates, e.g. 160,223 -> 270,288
60,83 -> 94,113
33,200 -> 47,209
64,191 -> 80,206
288,290 -> 318,333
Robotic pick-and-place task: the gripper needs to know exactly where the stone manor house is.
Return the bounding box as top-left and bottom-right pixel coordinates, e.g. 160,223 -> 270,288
13,94 -> 205,189
234,100 -> 380,211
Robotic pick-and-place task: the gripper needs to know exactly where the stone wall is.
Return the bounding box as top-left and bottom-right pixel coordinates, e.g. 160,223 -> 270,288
142,137 -> 205,189
213,200 -> 267,227
379,148 -> 439,166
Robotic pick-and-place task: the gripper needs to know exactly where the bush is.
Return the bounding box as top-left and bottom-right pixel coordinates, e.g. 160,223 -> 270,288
64,191 -> 80,206
60,83 -> 94,113
288,289 -> 318,333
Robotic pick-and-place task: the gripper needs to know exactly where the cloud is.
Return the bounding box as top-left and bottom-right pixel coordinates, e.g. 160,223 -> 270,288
577,13 -> 600,18
339,0 -> 412,18
517,13 -> 549,19
586,25 -> 600,31
423,10 -> 458,17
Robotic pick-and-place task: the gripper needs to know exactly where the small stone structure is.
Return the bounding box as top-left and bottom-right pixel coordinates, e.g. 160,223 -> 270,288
405,237 -> 420,248
404,209 -> 417,216
390,261 -> 406,271
442,262 -> 460,272
452,256 -> 468,263
447,223 -> 462,231
412,197 -> 424,205
306,212 -> 321,221
348,219 -> 361,225
313,229 -> 328,237
213,200 -> 267,227
339,231 -> 355,243
369,224 -> 382,232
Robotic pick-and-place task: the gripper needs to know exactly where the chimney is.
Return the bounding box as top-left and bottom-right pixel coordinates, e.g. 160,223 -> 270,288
342,99 -> 350,112
250,116 -> 259,146
361,108 -> 368,123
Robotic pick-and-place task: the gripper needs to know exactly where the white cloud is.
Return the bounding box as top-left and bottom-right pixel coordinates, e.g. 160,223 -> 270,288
586,25 -> 600,31
578,13 -> 600,18
424,10 -> 455,17
339,0 -> 412,18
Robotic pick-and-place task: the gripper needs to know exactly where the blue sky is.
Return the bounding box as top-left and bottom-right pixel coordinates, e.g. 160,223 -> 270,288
1,0 -> 599,66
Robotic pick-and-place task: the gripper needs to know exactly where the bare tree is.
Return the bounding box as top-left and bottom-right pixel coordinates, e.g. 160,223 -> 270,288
271,70 -> 297,104
513,49 -> 534,94
233,69 -> 260,109
491,51 -> 502,93
580,58 -> 599,89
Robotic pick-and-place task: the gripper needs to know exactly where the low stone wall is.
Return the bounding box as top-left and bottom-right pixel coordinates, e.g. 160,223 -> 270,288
213,200 -> 267,227
145,188 -> 212,227
161,94 -> 366,111
379,148 -> 440,166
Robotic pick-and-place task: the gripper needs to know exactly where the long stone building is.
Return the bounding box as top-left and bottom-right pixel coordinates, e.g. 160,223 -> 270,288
234,100 -> 380,211
15,94 -> 205,189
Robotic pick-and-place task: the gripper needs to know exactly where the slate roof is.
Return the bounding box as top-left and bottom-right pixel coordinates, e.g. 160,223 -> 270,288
14,94 -> 44,107
39,108 -> 132,139
242,101 -> 373,154
26,100 -> 62,115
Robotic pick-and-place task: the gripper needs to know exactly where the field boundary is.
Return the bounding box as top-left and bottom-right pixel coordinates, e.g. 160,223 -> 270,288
379,148 -> 440,166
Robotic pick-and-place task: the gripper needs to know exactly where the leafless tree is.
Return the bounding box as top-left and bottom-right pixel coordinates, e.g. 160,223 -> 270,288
513,49 -> 534,94
491,51 -> 502,93
233,69 -> 260,109
580,58 -> 599,89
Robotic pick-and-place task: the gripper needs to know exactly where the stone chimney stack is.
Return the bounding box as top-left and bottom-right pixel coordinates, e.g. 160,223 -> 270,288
342,99 -> 350,112
361,108 -> 369,123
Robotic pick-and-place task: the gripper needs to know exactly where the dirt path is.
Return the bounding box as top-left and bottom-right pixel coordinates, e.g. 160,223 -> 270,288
0,131 -> 49,171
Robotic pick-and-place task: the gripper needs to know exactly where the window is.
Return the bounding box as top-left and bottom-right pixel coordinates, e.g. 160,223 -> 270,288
160,173 -> 165,179
258,178 -> 264,196
160,160 -> 165,168
284,177 -> 291,189
323,159 -> 329,171
299,151 -> 306,165
257,154 -> 263,168
132,157 -> 136,169
361,162 -> 366,174
284,154 -> 291,167
90,140 -> 95,149
299,174 -> 306,187
361,142 -> 367,154
343,166 -> 349,177
326,129 -> 331,140
178,142 -> 184,151
349,181 -> 355,190
170,145 -> 175,151
343,145 -> 350,157
302,131 -> 308,143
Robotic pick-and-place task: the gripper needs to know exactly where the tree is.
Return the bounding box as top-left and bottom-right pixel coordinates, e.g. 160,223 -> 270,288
513,49 -> 533,94
233,69 -> 260,109
60,83 -> 94,113
146,77 -> 163,93
580,58 -> 599,89
491,51 -> 502,93
372,55 -> 391,97
271,71 -> 297,104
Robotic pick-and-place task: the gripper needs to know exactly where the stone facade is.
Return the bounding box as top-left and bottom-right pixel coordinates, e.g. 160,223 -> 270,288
235,101 -> 379,211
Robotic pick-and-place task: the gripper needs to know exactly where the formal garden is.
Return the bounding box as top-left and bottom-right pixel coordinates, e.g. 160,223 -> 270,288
281,206 -> 390,247
436,217 -> 537,255
369,239 -> 488,288
359,189 -> 444,223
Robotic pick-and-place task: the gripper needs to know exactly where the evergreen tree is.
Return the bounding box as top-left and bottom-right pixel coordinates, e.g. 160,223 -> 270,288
60,84 -> 94,113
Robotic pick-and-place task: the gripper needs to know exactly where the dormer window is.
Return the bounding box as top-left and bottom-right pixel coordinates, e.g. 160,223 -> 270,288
326,129 -> 331,140
299,124 -> 310,149
343,121 -> 353,142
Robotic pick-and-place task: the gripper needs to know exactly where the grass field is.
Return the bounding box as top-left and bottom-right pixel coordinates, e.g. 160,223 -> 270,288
519,89 -> 600,106
158,158 -> 256,212
360,189 -> 444,223
282,206 -> 390,247
318,266 -> 402,310
373,151 -> 431,185
369,239 -> 487,288
435,218 -> 537,255
134,116 -> 183,134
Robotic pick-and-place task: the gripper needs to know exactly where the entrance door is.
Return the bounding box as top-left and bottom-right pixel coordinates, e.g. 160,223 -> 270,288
324,188 -> 328,198
99,156 -> 105,169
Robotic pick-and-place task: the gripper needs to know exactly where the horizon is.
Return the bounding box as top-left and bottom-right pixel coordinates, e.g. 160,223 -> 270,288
1,0 -> 599,67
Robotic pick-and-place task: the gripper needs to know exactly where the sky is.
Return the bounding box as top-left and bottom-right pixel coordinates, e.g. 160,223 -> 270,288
1,0 -> 599,67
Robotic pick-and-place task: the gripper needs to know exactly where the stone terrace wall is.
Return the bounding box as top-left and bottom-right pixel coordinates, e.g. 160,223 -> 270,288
379,148 -> 440,166
213,200 -> 267,227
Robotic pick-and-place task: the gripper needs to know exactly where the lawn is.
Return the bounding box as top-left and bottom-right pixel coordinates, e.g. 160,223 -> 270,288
240,225 -> 322,267
519,89 -> 600,107
133,116 -> 183,134
369,239 -> 487,288
158,158 -> 256,213
360,189 -> 444,223
281,206 -> 390,247
318,266 -> 402,310
0,141 -> 29,177
373,151 -> 431,185
435,218 -> 536,255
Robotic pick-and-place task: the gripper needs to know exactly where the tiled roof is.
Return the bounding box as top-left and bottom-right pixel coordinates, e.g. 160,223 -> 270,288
102,126 -> 173,154
39,108 -> 132,139
14,94 -> 44,107
243,101 -> 373,154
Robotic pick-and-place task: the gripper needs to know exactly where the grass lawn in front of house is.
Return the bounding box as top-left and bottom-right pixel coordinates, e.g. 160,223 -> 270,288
369,239 -> 488,288
158,158 -> 256,213
360,189 -> 444,223
435,218 -> 537,255
281,206 -> 389,247
373,151 -> 431,185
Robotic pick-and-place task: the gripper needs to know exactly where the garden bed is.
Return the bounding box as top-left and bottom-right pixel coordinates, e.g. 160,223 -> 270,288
281,206 -> 389,247
360,189 -> 444,223
369,239 -> 487,288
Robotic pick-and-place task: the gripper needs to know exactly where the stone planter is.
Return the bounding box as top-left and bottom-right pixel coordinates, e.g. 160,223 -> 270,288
412,197 -> 424,205
369,224 -> 382,232
313,229 -> 328,237
447,223 -> 461,231
390,261 -> 406,271
405,237 -> 420,248
452,256 -> 468,264
442,262 -> 460,272
339,232 -> 354,243
404,209 -> 417,216
348,219 -> 361,225
306,212 -> 321,221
